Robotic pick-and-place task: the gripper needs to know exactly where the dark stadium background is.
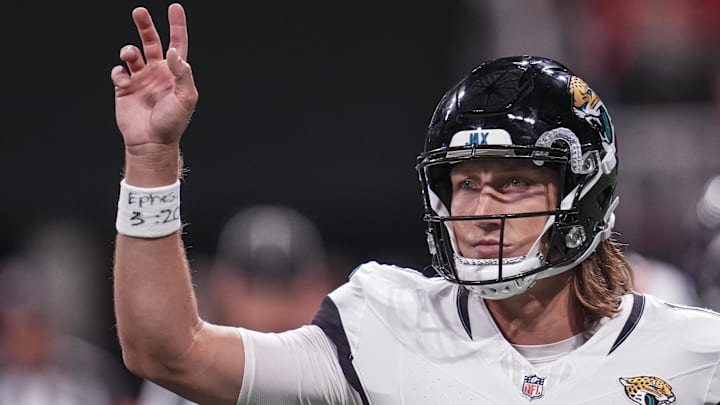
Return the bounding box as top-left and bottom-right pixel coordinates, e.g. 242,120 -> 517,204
1,0 -> 462,269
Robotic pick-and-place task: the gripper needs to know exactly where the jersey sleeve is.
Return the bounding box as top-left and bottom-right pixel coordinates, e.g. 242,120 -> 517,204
236,325 -> 362,405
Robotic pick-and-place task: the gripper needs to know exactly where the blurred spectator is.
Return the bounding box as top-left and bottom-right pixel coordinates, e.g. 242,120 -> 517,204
690,174 -> 720,311
697,174 -> 720,230
558,0 -> 720,103
20,220 -> 107,345
700,233 -> 720,311
0,257 -> 124,404
138,205 -> 335,405
626,250 -> 701,306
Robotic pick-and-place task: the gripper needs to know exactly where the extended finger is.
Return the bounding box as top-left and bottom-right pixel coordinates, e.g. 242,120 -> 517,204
120,45 -> 145,74
132,7 -> 164,63
167,3 -> 189,61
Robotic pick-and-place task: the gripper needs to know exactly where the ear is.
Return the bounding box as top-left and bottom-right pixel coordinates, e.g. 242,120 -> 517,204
618,377 -> 630,387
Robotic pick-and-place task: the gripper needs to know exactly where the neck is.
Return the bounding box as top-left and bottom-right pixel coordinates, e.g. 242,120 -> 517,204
484,272 -> 584,345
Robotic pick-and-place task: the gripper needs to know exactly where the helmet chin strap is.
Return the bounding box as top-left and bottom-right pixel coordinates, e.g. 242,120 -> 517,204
459,255 -> 546,300
454,252 -> 550,300
455,254 -> 528,266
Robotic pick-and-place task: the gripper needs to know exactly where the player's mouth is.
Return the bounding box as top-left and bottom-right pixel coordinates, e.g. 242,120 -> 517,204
468,240 -> 513,258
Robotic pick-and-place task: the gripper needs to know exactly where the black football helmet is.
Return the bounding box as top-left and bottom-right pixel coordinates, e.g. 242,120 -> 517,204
416,55 -> 618,299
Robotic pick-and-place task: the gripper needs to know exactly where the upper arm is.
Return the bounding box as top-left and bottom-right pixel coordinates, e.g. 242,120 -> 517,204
143,322 -> 247,405
142,323 -> 360,405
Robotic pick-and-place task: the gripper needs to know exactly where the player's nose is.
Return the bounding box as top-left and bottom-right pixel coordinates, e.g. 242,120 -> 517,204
471,194 -> 503,230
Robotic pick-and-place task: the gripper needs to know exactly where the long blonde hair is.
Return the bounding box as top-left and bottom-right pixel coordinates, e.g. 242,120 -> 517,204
571,238 -> 635,325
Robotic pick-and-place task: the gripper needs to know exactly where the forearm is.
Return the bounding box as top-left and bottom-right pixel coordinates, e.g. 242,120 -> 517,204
113,147 -> 201,374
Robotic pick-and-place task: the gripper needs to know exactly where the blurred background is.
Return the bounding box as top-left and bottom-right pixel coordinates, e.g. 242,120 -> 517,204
2,0 -> 720,403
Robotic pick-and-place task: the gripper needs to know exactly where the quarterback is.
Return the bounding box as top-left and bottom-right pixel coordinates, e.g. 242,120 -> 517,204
111,3 -> 720,404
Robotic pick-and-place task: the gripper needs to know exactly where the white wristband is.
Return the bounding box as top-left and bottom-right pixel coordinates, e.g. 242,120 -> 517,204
116,179 -> 181,238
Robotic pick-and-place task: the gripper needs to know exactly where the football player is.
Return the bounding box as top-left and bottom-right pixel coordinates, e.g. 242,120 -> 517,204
111,4 -> 720,404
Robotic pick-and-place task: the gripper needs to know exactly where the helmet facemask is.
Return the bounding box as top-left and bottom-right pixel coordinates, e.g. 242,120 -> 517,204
417,128 -> 618,299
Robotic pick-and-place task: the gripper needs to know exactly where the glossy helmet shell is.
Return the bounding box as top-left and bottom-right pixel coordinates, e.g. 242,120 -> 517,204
416,55 -> 618,299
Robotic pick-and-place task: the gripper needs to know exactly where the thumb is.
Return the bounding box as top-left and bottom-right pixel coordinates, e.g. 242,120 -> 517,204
167,47 -> 198,107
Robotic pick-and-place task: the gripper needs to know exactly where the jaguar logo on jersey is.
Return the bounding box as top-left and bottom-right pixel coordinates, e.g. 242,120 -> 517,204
520,374 -> 545,399
618,376 -> 676,405
568,76 -> 614,144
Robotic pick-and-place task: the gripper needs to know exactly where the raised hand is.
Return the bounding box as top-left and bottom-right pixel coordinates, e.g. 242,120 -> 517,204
111,3 -> 198,155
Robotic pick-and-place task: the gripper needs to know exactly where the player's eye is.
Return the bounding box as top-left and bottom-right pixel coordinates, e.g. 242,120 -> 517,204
504,178 -> 530,190
458,179 -> 475,189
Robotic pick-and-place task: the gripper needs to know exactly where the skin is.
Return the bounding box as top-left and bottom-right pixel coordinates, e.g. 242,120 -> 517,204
111,4 -> 244,404
450,160 -> 584,344
449,159 -> 558,261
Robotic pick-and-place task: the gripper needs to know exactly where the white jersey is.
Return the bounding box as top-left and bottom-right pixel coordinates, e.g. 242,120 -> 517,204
239,261 -> 720,404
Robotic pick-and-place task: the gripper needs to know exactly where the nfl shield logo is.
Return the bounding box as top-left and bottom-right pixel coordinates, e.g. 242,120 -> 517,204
521,375 -> 545,399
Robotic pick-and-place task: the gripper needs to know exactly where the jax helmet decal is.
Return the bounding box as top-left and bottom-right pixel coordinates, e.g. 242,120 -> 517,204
416,55 -> 619,299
